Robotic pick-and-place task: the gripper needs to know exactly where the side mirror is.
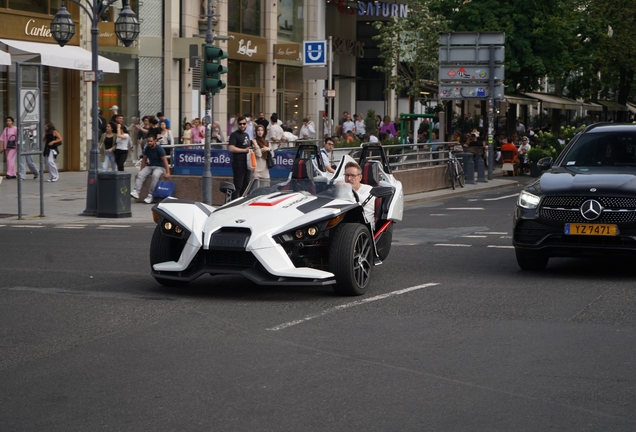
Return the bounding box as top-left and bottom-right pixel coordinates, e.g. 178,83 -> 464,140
537,157 -> 553,171
370,186 -> 394,198
220,181 -> 236,204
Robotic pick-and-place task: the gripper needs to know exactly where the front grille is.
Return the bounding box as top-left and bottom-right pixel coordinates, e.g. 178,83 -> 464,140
514,220 -> 559,244
204,250 -> 256,268
540,196 -> 636,223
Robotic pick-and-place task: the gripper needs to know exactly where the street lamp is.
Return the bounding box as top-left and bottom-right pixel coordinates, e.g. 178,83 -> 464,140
50,0 -> 139,216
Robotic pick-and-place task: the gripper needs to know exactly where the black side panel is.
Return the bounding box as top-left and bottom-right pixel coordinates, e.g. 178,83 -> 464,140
375,223 -> 393,260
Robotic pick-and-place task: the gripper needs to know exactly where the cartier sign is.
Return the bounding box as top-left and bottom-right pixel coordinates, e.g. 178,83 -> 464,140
0,13 -> 79,45
274,43 -> 300,61
228,32 -> 267,63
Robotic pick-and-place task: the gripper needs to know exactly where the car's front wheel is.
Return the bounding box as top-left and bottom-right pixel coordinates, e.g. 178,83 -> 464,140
150,225 -> 189,287
329,223 -> 373,296
515,248 -> 549,271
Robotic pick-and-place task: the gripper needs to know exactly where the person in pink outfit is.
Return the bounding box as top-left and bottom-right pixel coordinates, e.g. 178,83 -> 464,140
0,116 -> 18,179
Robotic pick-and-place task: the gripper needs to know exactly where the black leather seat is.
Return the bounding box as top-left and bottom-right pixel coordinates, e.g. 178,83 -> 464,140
282,159 -> 316,194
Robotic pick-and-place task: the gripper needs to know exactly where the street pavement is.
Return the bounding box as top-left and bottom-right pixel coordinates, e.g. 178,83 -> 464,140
0,167 -> 520,225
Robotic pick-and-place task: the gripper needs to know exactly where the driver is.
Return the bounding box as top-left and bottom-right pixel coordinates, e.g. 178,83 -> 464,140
344,161 -> 375,229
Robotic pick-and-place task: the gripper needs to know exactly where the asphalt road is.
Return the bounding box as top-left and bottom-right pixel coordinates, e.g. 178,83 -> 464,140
1,182 -> 635,431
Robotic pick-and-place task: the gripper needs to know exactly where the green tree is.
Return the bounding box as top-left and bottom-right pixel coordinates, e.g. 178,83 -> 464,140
372,0 -> 449,99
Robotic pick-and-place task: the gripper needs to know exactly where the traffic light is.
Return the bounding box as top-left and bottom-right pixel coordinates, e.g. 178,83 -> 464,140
202,44 -> 228,94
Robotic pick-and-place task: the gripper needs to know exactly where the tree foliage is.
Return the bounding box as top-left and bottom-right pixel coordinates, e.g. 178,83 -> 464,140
372,0 -> 449,98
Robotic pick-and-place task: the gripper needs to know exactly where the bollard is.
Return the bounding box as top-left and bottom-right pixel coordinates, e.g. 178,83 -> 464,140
458,152 -> 475,184
476,154 -> 487,182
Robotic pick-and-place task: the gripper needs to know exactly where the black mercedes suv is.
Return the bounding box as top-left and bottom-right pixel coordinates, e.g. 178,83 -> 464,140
513,123 -> 636,270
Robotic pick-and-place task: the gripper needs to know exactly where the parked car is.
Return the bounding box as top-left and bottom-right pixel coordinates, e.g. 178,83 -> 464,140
513,123 -> 636,270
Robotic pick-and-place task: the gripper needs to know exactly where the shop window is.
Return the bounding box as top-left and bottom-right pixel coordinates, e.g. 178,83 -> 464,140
228,0 -> 261,36
277,0 -> 304,43
4,1 -> 80,18
99,86 -> 121,116
276,65 -> 304,132
97,0 -> 138,22
227,60 -> 262,120
228,60 -> 261,89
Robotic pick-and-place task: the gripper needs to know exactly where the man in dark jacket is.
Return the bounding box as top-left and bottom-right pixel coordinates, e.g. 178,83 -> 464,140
228,116 -> 251,199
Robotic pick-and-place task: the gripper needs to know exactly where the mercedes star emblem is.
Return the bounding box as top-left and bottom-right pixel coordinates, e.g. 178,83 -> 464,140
580,199 -> 603,221
590,188 -> 597,192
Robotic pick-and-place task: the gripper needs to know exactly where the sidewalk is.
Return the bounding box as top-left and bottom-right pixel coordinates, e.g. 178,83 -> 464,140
0,168 -> 520,225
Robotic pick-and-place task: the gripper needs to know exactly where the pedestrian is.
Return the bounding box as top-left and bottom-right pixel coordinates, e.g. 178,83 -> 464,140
355,113 -> 366,140
251,124 -> 273,179
341,113 -> 355,137
157,120 -> 174,154
298,117 -> 316,140
266,114 -> 284,149
320,137 -> 336,174
211,121 -> 225,143
323,113 -> 333,137
43,121 -> 62,182
191,118 -> 204,146
227,116 -> 251,199
181,122 -> 192,146
97,109 -> 107,135
156,112 -> 170,129
130,134 -> 171,204
0,116 -> 18,179
134,115 -> 150,158
114,122 -> 130,172
254,111 -> 269,130
244,113 -> 255,140
99,121 -> 117,172
379,115 -> 397,138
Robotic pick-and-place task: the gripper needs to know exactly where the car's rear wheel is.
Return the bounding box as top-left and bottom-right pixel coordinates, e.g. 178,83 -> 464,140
150,225 -> 189,287
330,223 -> 373,296
515,248 -> 549,271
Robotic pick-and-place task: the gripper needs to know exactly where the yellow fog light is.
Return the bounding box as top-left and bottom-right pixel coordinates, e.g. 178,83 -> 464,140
295,229 -> 304,239
307,226 -> 317,237
164,221 -> 173,231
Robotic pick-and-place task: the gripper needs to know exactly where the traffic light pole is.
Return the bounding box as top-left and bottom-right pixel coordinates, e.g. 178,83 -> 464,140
202,0 -> 214,205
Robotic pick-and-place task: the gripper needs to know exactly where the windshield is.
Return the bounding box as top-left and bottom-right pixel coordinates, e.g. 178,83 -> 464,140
244,177 -> 356,202
561,131 -> 636,167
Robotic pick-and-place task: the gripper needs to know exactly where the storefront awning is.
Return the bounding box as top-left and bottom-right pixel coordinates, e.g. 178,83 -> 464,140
582,101 -> 603,112
522,92 -> 581,110
0,50 -> 10,66
0,39 -> 119,73
627,103 -> 636,114
597,100 -> 629,111
503,94 -> 539,106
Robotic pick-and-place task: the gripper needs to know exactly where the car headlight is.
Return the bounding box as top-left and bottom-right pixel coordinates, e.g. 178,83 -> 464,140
518,191 -> 541,209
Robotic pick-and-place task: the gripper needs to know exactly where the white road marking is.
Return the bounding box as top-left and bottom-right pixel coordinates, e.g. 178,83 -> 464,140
461,235 -> 487,238
500,235 -> 512,239
483,193 -> 519,201
474,231 -> 508,235
267,282 -> 440,331
97,225 -> 132,229
429,214 -> 448,216
487,245 -> 514,249
14,225 -> 45,228
56,225 -> 87,229
445,207 -> 484,210
434,244 -> 471,247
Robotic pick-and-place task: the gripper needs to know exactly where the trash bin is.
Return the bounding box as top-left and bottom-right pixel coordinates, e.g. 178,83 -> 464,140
97,172 -> 132,218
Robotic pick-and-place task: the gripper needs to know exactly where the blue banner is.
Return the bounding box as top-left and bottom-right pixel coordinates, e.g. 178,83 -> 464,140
173,148 -> 297,177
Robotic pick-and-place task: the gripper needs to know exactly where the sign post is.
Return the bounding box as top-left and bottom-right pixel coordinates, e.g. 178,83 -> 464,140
439,32 -> 505,180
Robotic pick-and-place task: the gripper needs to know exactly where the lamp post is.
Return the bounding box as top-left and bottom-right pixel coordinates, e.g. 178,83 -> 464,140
51,0 -> 139,216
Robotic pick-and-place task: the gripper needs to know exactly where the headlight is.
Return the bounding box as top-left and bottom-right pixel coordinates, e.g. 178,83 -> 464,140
518,191 -> 541,209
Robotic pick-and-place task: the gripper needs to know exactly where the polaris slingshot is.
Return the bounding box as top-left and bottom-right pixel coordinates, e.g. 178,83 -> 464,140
149,144 -> 404,296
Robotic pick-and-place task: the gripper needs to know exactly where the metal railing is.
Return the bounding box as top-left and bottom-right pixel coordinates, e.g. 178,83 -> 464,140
148,139 -> 457,171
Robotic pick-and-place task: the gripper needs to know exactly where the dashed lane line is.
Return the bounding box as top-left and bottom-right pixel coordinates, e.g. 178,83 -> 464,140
267,282 -> 440,331
445,207 -> 484,210
434,244 -> 471,247
487,245 -> 514,249
461,235 -> 487,238
483,193 -> 519,201
474,231 -> 508,235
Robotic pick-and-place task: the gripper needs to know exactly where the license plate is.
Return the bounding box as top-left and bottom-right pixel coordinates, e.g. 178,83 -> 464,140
564,223 -> 618,236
